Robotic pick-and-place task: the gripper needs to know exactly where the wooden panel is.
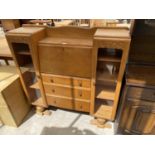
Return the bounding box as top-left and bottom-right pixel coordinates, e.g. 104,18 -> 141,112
94,28 -> 130,39
46,95 -> 90,112
0,36 -> 12,58
46,26 -> 96,39
129,36 -> 155,64
39,37 -> 93,47
39,45 -> 92,78
126,65 -> 155,86
7,27 -> 45,35
119,97 -> 155,134
125,105 -> 155,134
127,87 -> 155,102
41,73 -> 91,88
0,75 -> 30,127
44,84 -> 90,100
1,19 -> 20,31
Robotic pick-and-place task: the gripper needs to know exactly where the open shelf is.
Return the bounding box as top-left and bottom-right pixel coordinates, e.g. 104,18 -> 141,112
21,63 -> 34,72
98,55 -> 121,63
16,50 -> 31,56
96,84 -> 115,101
94,99 -> 113,119
32,97 -> 45,107
97,70 -> 117,84
98,48 -> 122,63
30,82 -> 39,89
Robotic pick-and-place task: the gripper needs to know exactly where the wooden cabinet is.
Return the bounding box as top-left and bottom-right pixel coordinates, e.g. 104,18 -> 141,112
120,97 -> 155,134
6,26 -> 130,119
117,65 -> 155,135
116,20 -> 155,134
0,66 -> 31,127
5,27 -> 48,114
91,28 -> 131,121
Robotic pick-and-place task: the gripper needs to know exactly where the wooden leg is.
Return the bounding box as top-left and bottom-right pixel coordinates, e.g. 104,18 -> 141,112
4,58 -> 9,65
43,109 -> 52,116
97,119 -> 112,129
90,117 -> 99,125
90,117 -> 112,129
0,119 -> 3,125
36,106 -> 45,116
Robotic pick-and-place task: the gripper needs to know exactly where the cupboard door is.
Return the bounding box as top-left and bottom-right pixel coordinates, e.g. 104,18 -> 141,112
38,45 -> 92,78
123,101 -> 155,134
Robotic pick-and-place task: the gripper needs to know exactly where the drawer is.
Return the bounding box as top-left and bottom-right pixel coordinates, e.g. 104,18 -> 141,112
127,87 -> 155,102
42,74 -> 91,88
126,98 -> 155,107
44,84 -> 91,100
46,95 -> 90,112
38,45 -> 92,78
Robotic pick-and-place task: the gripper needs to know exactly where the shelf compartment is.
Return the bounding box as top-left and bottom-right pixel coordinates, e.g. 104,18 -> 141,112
16,50 -> 31,55
21,63 -> 34,72
96,84 -> 115,100
32,97 -> 45,107
12,43 -> 30,52
94,99 -> 113,119
30,82 -> 39,89
98,55 -> 121,63
97,70 -> 117,84
98,48 -> 122,63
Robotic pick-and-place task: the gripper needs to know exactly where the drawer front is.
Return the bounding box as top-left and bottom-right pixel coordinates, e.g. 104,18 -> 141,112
127,87 -> 155,102
39,45 -> 92,78
46,95 -> 90,112
44,84 -> 91,100
42,74 -> 91,88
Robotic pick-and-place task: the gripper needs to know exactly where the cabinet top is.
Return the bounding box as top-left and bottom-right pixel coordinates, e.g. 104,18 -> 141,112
126,64 -> 155,87
6,27 -> 45,35
94,28 -> 130,39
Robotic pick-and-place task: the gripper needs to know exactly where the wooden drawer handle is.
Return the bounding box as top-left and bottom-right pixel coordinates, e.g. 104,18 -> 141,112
52,89 -> 55,93
78,81 -> 82,87
78,91 -> 82,97
50,79 -> 54,83
53,100 -> 57,104
79,104 -> 83,109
